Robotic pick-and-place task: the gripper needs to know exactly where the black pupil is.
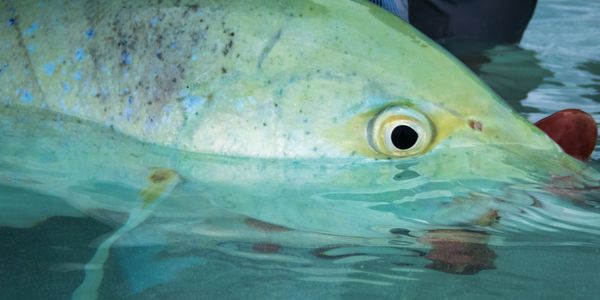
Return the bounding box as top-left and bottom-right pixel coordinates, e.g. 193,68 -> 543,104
391,125 -> 419,150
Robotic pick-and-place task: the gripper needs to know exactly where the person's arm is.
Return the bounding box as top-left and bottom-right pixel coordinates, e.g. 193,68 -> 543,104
370,0 -> 409,21
409,0 -> 537,44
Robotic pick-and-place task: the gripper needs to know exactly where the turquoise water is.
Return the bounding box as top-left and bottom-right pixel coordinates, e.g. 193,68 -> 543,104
1,1 -> 600,299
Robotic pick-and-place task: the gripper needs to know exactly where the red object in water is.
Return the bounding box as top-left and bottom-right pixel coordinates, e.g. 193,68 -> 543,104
535,109 -> 598,161
420,230 -> 496,275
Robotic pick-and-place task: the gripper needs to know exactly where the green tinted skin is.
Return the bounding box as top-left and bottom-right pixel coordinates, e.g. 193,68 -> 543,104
1,0 -> 564,158
1,0 -> 597,206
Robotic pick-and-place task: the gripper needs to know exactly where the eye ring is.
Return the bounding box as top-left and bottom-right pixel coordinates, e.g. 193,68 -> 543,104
368,106 -> 433,157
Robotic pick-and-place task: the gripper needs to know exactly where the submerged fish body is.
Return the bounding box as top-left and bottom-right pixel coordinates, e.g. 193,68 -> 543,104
0,1 -> 598,233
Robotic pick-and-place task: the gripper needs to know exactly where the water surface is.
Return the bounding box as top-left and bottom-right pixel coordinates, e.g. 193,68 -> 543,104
1,1 -> 600,299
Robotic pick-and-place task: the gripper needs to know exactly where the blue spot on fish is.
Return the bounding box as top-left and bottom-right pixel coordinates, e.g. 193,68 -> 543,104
234,99 -> 246,111
73,71 -> 82,81
85,28 -> 94,39
24,22 -> 39,36
121,50 -> 132,65
127,96 -> 134,105
75,48 -> 85,61
150,17 -> 160,27
62,83 -> 71,93
19,89 -> 33,103
44,63 -> 56,76
27,44 -> 36,54
7,18 -> 15,26
183,96 -> 205,115
59,99 -> 67,112
124,106 -> 133,121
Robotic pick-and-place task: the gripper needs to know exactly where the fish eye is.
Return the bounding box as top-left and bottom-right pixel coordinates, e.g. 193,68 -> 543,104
391,125 -> 419,150
368,106 -> 433,157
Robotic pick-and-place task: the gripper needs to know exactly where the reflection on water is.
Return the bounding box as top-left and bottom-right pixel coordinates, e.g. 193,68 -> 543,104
519,0 -> 600,168
443,41 -> 554,113
0,217 -> 113,299
577,60 -> 600,102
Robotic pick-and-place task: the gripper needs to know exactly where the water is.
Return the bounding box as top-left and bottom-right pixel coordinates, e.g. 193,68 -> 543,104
1,1 -> 600,299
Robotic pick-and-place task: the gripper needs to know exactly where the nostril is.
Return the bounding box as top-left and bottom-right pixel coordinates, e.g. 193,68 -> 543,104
468,120 -> 483,132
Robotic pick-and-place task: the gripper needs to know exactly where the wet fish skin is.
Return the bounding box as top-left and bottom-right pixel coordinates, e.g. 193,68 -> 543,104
1,0 -> 563,160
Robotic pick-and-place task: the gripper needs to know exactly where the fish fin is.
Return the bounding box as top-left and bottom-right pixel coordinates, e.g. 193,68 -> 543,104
72,169 -> 181,300
139,169 -> 181,208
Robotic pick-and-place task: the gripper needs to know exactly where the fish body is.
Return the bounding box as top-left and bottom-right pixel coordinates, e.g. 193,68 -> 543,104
1,0 -> 565,158
0,0 -> 598,232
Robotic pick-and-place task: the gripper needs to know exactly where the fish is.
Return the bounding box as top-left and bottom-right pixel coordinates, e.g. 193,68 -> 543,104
2,0 -> 599,237
0,0 -> 588,158
1,0 -> 599,295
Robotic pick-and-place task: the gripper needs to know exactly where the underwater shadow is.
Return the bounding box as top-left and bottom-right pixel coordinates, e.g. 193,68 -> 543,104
576,60 -> 600,103
442,41 -> 554,113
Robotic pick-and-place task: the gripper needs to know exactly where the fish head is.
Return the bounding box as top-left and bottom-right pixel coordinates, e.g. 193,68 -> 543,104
243,1 -> 587,181
179,0 -> 599,231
